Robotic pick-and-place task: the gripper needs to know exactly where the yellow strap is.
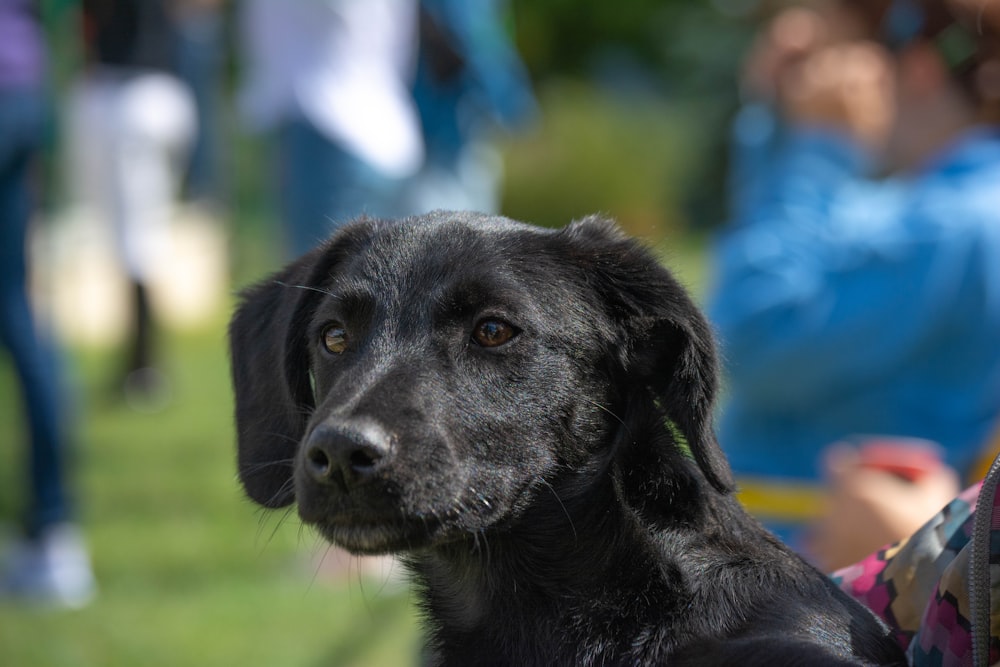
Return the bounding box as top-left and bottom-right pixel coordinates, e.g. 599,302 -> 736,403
969,421 -> 1000,483
736,478 -> 825,522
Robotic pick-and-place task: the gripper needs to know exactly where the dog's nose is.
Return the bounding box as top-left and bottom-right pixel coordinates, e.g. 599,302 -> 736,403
303,422 -> 390,488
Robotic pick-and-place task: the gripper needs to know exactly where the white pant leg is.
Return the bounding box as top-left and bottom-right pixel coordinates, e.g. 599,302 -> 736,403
68,71 -> 196,282
107,73 -> 197,281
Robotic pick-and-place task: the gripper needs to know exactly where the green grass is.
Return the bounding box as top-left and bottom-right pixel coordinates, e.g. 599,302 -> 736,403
0,315 -> 421,667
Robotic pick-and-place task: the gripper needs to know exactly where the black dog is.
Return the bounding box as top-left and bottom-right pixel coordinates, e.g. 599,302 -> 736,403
229,211 -> 905,666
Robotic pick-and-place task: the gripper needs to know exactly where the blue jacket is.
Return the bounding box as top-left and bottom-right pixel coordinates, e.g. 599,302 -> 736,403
413,0 -> 536,167
708,108 -> 1000,527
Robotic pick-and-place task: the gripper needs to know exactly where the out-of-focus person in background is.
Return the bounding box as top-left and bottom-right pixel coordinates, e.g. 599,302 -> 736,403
175,0 -> 227,211
405,0 -> 536,214
708,0 -> 1000,570
0,0 -> 95,608
238,0 -> 424,258
66,0 -> 197,406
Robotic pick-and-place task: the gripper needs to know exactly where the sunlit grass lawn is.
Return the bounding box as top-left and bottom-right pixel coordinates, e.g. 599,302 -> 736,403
0,315 -> 421,667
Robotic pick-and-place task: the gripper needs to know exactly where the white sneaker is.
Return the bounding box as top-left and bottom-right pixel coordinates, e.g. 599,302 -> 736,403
1,524 -> 96,609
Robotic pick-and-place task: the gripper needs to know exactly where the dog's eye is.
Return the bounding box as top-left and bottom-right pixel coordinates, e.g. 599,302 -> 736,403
472,319 -> 519,348
322,325 -> 349,354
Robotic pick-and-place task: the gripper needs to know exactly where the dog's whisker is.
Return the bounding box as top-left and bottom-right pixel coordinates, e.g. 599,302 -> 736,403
293,405 -> 316,419
448,497 -> 467,521
252,502 -> 298,556
259,476 -> 296,510
273,504 -> 298,543
538,479 -> 577,543
259,429 -> 303,445
300,522 -> 316,553
469,528 -> 479,555
470,527 -> 492,569
254,504 -> 276,538
261,489 -> 295,532
275,280 -> 337,298
586,399 -> 629,432
305,539 -> 337,597
355,555 -> 388,619
470,528 -> 482,558
253,508 -> 274,544
469,485 -> 492,512
366,555 -> 401,600
480,529 -> 492,567
240,458 -> 295,475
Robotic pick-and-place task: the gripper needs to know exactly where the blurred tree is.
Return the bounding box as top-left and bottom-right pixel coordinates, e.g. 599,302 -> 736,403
508,0 -> 768,231
510,0 -> 774,100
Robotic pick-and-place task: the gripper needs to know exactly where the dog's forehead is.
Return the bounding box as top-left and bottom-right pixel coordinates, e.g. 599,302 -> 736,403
339,215 -> 550,294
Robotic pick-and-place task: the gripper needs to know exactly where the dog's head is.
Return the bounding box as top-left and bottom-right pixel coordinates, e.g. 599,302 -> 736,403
229,211 -> 733,553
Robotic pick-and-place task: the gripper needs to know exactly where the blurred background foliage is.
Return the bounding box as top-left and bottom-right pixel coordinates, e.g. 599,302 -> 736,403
0,0 -> 772,665
505,0 -> 759,238
37,0 -> 768,246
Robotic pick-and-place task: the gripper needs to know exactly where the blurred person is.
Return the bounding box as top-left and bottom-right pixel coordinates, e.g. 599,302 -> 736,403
0,0 -> 95,607
67,0 -> 197,405
405,0 -> 536,214
238,0 -> 424,257
175,0 -> 227,209
811,438 -> 961,570
830,453 -> 1000,663
708,0 -> 1000,565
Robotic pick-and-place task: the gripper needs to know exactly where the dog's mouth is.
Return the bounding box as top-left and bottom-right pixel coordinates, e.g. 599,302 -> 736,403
306,510 -> 447,555
292,459 -> 522,555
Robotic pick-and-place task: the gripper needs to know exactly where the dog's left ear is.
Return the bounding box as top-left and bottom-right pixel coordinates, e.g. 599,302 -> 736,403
229,223 -> 374,507
557,215 -> 734,493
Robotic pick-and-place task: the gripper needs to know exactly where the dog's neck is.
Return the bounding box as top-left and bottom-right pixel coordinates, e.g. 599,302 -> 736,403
406,462 -> 723,663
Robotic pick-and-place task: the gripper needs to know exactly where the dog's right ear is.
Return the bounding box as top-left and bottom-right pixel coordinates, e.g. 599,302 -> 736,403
555,215 -> 735,494
228,225 -> 370,507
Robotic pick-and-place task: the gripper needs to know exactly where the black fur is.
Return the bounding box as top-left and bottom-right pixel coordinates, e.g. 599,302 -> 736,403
229,211 -> 905,666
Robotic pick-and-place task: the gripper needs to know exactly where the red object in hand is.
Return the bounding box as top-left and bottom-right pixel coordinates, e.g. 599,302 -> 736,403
855,438 -> 944,482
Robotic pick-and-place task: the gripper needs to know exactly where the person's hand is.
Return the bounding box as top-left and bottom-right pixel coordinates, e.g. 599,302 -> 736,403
807,441 -> 961,572
742,7 -> 827,102
778,41 -> 897,151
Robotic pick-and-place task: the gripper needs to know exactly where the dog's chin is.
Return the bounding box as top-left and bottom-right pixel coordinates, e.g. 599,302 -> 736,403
307,514 -> 445,555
